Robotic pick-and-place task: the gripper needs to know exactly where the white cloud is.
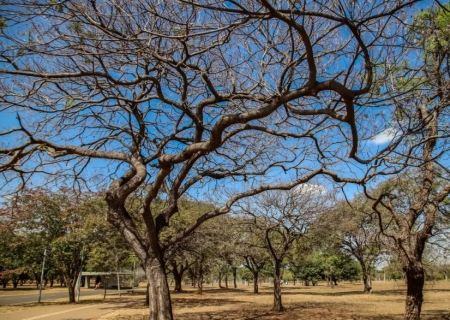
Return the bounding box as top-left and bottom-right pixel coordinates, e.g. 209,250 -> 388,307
293,183 -> 326,196
370,128 -> 398,145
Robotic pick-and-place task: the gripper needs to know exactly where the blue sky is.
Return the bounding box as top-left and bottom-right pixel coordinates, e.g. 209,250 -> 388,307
0,0 -> 441,204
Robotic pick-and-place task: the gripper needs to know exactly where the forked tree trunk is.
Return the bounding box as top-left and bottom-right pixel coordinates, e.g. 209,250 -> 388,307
363,272 -> 372,293
172,267 -> 183,293
145,259 -> 174,320
273,261 -> 283,312
67,282 -> 76,303
253,272 -> 259,294
404,267 -> 424,320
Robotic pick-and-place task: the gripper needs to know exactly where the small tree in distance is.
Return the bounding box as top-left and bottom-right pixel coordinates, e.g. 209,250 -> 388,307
238,184 -> 330,311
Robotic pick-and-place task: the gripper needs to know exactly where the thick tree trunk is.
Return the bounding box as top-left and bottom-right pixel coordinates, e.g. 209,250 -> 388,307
273,262 -> 283,312
404,268 -> 424,320
145,259 -> 174,320
172,268 -> 183,293
363,272 -> 372,293
67,283 -> 76,303
253,272 -> 259,294
232,267 -> 237,289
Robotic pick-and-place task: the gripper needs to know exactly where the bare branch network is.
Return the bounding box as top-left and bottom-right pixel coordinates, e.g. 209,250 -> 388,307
1,1 -> 443,319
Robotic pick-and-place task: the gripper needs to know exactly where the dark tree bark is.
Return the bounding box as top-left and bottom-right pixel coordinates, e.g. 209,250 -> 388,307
403,266 -> 424,320
145,283 -> 150,307
253,272 -> 259,294
273,260 -> 283,312
232,267 -> 237,289
170,261 -> 187,293
218,271 -> 223,288
67,282 -> 76,303
173,271 -> 182,293
225,268 -> 229,289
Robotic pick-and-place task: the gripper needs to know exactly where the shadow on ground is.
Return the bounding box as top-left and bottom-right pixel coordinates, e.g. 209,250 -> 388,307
175,303 -> 450,320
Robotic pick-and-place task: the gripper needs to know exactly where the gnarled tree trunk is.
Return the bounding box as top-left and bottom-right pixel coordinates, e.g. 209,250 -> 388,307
404,267 -> 424,320
273,261 -> 283,312
363,271 -> 372,293
145,258 -> 174,320
170,263 -> 184,293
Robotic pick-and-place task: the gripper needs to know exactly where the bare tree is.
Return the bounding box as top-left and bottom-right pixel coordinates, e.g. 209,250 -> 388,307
0,1 -> 419,319
367,3 -> 450,319
239,185 -> 329,311
340,211 -> 381,293
325,199 -> 383,293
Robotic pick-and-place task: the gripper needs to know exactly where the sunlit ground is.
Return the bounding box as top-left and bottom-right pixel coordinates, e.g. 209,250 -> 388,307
95,280 -> 450,320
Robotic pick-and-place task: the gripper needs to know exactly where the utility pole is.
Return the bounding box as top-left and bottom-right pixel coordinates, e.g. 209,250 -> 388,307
38,248 -> 47,303
76,245 -> 86,302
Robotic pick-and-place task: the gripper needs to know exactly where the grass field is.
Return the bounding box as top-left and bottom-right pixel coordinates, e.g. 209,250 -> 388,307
95,281 -> 450,320
0,285 -> 67,296
1,281 -> 449,319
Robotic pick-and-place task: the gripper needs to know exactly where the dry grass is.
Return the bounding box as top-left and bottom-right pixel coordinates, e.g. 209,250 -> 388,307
0,284 -> 68,296
0,294 -> 108,314
95,281 -> 450,320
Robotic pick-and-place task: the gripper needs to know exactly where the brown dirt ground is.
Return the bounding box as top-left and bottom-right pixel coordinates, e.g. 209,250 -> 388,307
94,281 -> 450,320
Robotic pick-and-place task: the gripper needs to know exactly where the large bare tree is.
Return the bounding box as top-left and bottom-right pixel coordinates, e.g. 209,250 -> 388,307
367,3 -> 450,319
0,1 -> 419,319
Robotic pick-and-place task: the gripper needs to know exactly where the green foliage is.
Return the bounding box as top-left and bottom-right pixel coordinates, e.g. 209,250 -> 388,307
238,267 -> 253,281
383,258 -> 404,281
410,3 -> 450,54
290,251 -> 360,285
